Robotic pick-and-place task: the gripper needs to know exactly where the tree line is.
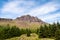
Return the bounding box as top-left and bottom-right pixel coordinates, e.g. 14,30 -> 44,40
0,22 -> 60,40
0,24 -> 32,40
36,22 -> 60,40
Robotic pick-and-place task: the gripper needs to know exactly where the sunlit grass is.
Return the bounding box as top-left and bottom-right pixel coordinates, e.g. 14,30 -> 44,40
0,21 -> 42,29
6,33 -> 54,40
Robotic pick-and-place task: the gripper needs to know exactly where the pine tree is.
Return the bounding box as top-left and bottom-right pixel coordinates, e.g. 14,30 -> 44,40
38,25 -> 44,38
8,26 -> 21,38
26,29 -> 31,37
56,22 -> 60,29
48,24 -> 53,37
55,29 -> 60,40
43,24 -> 49,38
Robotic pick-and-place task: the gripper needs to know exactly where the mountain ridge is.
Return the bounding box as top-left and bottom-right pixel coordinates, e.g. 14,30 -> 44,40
0,15 -> 45,24
0,15 -> 46,28
15,15 -> 45,24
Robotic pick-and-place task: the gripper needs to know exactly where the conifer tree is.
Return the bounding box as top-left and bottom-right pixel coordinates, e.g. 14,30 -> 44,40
43,24 -> 49,37
38,25 -> 44,38
55,29 -> 60,40
26,29 -> 31,37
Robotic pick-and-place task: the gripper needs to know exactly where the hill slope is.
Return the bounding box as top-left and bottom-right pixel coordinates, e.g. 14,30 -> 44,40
0,15 -> 46,29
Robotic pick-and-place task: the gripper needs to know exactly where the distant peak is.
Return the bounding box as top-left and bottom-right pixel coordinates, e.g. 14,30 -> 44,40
16,15 -> 45,24
25,15 -> 31,16
21,15 -> 31,17
0,15 -> 46,24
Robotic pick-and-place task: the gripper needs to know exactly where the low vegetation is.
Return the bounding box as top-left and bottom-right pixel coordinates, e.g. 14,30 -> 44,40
0,22 -> 60,40
6,34 -> 54,40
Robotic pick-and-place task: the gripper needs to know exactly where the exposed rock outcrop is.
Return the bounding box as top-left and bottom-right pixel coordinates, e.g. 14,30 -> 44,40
16,15 -> 45,24
0,15 -> 46,24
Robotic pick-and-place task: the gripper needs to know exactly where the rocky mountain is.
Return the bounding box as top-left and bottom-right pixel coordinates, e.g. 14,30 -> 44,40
0,15 -> 45,24
0,15 -> 46,28
16,15 -> 45,24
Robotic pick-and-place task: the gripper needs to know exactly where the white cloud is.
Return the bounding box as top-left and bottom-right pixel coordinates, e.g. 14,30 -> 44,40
1,0 -> 60,23
26,2 -> 59,16
1,0 -> 58,16
42,13 -> 60,20
1,0 -> 35,14
39,12 -> 60,24
23,2 -> 60,23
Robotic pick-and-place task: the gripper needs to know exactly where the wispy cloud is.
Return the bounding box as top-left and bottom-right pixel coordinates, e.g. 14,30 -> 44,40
26,2 -> 59,16
24,1 -> 60,23
39,12 -> 60,23
1,0 -> 35,14
0,0 -> 60,23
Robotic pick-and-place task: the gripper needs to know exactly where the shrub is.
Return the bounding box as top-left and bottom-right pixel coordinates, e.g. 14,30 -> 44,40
0,25 -> 21,39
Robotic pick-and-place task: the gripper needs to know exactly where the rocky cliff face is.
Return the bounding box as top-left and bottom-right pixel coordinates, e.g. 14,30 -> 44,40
16,15 -> 45,24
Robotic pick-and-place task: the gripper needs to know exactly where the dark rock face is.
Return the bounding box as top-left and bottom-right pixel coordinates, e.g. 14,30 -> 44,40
0,18 -> 12,21
16,15 -> 45,23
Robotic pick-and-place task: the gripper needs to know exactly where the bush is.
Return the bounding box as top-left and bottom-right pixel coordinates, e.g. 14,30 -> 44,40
0,25 -> 21,39
8,26 -> 21,38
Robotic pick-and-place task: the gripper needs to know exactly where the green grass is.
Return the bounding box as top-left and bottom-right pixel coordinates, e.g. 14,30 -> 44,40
40,38 -> 54,40
6,33 -> 54,40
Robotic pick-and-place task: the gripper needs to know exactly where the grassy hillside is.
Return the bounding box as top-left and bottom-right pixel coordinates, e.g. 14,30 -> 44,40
0,20 -> 43,29
6,33 -> 54,40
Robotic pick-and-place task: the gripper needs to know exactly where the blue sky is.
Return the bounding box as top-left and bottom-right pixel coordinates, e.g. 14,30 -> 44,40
0,0 -> 60,23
